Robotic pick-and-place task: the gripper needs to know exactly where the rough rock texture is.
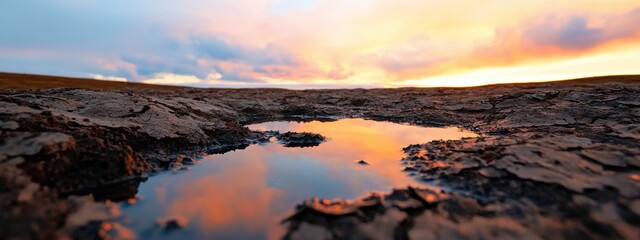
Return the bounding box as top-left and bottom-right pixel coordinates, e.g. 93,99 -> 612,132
1,76 -> 640,239
0,89 -> 250,239
275,131 -> 327,147
282,82 -> 640,240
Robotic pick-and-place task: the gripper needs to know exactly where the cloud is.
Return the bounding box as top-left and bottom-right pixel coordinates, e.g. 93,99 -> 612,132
88,74 -> 127,82
141,72 -> 271,88
120,55 -> 203,79
391,45 -> 640,88
458,8 -> 640,71
368,7 -> 640,81
142,73 -> 215,85
526,16 -> 604,49
1,0 -> 640,88
249,64 -> 354,81
142,73 -> 200,85
522,9 -> 640,50
366,35 -> 455,79
193,36 -> 244,61
193,36 -> 299,66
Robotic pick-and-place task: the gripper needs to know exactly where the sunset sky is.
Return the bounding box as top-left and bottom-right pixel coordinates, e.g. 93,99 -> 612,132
1,0 -> 639,88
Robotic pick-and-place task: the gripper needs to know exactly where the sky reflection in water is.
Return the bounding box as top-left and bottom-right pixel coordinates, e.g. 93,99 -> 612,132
119,119 -> 477,239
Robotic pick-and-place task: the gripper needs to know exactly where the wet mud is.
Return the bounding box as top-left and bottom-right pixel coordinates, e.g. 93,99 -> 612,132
1,76 -> 640,239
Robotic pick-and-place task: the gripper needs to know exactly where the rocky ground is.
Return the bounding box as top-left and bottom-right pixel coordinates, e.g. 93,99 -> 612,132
1,74 -> 639,239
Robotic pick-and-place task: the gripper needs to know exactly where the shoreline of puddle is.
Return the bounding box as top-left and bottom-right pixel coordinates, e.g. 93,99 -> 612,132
88,119 -> 477,239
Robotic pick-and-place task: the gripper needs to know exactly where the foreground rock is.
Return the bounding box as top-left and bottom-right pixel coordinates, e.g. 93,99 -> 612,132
284,135 -> 640,239
281,80 -> 640,239
1,75 -> 640,239
0,89 -> 250,239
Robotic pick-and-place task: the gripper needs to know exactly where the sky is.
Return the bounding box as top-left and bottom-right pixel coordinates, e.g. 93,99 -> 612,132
1,0 -> 639,88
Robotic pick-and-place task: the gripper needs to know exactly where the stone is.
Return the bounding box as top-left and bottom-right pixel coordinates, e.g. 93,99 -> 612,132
275,132 -> 327,147
0,120 -> 19,130
156,216 -> 188,231
0,132 -> 75,156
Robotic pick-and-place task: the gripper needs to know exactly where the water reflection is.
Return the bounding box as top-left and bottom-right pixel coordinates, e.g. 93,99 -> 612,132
119,119 -> 477,239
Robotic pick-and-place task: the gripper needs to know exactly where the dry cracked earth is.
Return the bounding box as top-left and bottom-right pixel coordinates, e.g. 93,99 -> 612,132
1,75 -> 640,239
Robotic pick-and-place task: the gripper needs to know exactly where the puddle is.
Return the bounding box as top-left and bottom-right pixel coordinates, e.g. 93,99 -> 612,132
116,119 -> 477,239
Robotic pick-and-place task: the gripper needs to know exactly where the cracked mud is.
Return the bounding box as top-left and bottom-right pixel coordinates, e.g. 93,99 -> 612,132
1,75 -> 639,239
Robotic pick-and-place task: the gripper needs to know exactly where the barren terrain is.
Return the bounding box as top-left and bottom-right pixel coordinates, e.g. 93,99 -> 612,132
1,73 -> 640,239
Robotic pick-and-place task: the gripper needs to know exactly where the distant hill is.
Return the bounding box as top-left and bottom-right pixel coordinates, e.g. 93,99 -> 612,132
1,72 -> 639,90
0,72 -> 186,90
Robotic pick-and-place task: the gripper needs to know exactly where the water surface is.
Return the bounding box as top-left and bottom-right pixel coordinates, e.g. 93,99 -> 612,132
118,119 -> 477,239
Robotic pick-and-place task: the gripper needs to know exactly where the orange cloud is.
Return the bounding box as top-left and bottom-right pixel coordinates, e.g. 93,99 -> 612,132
468,9 -> 640,68
366,6 -> 640,82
